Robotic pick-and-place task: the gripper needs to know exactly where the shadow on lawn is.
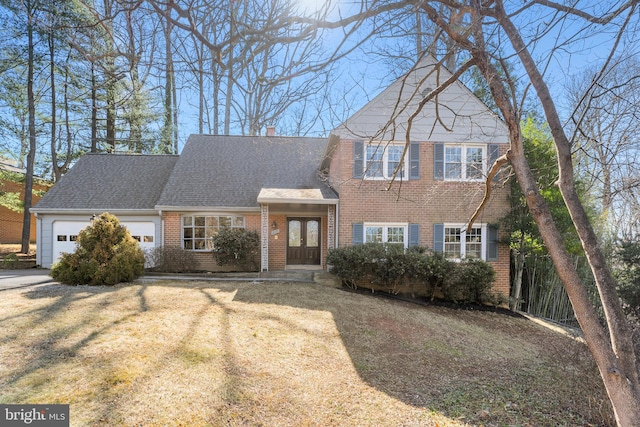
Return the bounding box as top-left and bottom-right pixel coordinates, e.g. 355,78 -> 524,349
3,280 -> 613,426
2,284 -> 144,392
227,281 -> 613,427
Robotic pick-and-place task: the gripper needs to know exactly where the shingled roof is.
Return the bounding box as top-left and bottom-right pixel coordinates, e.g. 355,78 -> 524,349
156,135 -> 337,210
33,135 -> 336,213
33,154 -> 179,212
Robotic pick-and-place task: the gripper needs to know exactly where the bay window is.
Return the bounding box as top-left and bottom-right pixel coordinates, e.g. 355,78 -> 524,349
182,215 -> 245,251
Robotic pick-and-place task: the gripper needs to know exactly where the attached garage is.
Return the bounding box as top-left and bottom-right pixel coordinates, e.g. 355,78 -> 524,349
51,220 -> 157,266
31,153 -> 179,270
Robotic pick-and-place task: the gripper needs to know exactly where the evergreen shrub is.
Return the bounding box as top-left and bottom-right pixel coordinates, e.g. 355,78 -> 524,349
146,246 -> 198,273
211,228 -> 260,271
2,253 -> 20,269
51,212 -> 145,285
442,258 -> 497,304
327,244 -> 499,305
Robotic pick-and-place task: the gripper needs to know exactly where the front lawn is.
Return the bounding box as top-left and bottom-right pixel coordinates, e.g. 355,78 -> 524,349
0,280 -> 612,426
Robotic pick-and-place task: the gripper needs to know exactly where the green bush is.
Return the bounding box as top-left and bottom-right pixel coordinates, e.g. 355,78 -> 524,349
613,240 -> 640,319
406,249 -> 454,299
211,228 -> 260,271
2,253 -> 20,269
442,259 -> 496,304
328,244 -> 499,305
327,244 -> 371,288
146,246 -> 198,273
51,212 -> 145,285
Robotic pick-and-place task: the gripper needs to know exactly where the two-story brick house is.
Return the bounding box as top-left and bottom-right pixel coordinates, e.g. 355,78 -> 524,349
325,57 -> 510,295
32,57 -> 510,295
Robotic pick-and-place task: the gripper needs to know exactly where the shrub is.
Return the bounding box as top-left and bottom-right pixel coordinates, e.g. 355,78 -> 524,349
613,240 -> 640,319
407,249 -> 454,299
2,253 -> 20,269
371,246 -> 413,294
211,228 -> 260,271
327,244 -> 371,288
146,246 -> 198,273
442,259 -> 497,304
328,244 -> 500,305
51,212 -> 145,285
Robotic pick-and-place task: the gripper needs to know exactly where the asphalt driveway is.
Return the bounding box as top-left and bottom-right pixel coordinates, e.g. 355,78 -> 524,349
0,269 -> 55,291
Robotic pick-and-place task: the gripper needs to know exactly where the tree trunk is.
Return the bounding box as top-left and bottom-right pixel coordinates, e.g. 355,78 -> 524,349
491,3 -> 640,424
91,62 -> 98,153
104,0 -> 116,153
510,242 -> 524,311
21,2 -> 36,254
161,3 -> 174,154
49,30 -> 60,182
224,4 -> 234,135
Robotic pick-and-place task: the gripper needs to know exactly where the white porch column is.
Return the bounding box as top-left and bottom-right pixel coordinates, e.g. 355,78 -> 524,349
261,204 -> 269,271
327,204 -> 336,250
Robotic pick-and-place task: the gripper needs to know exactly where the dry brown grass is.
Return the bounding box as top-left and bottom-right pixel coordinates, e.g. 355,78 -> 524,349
0,279 -> 613,426
0,243 -> 36,257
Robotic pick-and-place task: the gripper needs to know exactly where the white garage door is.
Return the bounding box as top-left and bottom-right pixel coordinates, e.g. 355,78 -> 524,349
52,220 -> 156,265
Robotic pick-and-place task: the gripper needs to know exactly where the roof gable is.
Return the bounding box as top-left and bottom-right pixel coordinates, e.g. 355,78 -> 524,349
333,55 -> 509,144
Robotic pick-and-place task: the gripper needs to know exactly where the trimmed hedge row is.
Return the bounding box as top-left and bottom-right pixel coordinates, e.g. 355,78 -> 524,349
327,243 -> 505,306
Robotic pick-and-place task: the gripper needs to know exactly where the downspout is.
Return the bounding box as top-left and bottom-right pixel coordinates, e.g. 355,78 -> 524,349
34,212 -> 41,267
335,201 -> 340,248
159,210 -> 164,248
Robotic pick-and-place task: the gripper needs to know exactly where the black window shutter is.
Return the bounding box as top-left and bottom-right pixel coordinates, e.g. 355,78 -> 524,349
487,224 -> 499,261
353,140 -> 364,179
352,223 -> 364,245
409,142 -> 420,180
433,223 -> 444,252
434,143 -> 444,180
409,223 -> 420,247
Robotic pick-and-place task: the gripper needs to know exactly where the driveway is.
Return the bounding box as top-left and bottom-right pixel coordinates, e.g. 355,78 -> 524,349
0,269 -> 55,291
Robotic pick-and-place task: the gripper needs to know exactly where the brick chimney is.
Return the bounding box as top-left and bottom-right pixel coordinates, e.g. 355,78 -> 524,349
266,126 -> 276,137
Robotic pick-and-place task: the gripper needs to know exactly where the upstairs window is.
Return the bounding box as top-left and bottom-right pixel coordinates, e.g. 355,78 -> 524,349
354,141 -> 419,180
444,145 -> 485,181
435,143 -> 499,182
364,144 -> 407,179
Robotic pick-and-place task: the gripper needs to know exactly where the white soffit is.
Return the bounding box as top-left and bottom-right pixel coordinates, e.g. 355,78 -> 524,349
257,188 -> 337,205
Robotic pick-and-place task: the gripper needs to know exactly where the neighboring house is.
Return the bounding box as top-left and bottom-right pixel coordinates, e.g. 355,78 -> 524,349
32,56 -> 511,296
0,160 -> 50,244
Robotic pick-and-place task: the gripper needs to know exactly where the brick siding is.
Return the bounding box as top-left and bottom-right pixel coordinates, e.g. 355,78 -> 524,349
330,139 -> 511,298
0,179 -> 50,244
162,211 -> 329,272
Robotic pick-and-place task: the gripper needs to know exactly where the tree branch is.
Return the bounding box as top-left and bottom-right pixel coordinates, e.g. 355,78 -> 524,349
466,152 -> 509,232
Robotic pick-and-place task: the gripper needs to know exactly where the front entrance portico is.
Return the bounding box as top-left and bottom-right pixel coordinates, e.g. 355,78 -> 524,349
257,188 -> 337,272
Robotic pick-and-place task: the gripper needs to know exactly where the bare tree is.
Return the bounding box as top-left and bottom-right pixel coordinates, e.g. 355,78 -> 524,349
286,0 -> 640,423
411,2 -> 640,424
569,57 -> 640,236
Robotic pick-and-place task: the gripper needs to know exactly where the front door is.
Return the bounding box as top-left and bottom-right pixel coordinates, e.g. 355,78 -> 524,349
287,218 -> 321,265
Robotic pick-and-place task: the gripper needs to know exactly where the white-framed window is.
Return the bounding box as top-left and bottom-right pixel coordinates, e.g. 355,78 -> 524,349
364,223 -> 408,247
444,144 -> 486,181
364,143 -> 408,180
444,224 -> 486,259
182,214 -> 245,251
